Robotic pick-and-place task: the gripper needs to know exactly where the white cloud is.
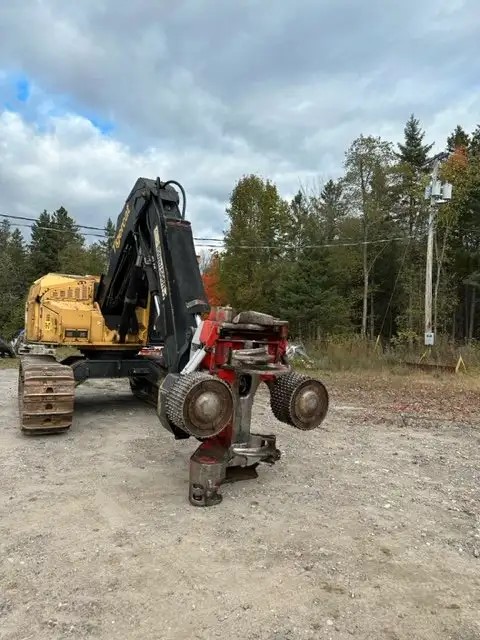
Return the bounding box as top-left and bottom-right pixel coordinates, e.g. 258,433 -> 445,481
0,110 -> 313,242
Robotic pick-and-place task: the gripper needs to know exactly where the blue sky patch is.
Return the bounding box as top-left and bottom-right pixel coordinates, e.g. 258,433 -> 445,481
1,68 -> 115,136
83,113 -> 115,135
15,76 -> 30,102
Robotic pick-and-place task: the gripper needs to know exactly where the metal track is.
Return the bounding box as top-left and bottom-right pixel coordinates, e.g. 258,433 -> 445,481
18,355 -> 75,435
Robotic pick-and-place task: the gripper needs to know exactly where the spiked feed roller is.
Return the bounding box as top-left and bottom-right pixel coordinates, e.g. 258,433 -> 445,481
164,372 -> 234,438
269,371 -> 329,430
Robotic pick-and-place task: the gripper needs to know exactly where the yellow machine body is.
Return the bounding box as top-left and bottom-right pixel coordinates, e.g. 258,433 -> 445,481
24,273 -> 149,349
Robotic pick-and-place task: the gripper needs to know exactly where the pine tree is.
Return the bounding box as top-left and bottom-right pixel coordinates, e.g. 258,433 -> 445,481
101,218 -> 116,253
0,219 -> 10,250
396,114 -> 433,232
270,185 -> 351,336
0,221 -> 13,336
29,207 -> 84,279
6,229 -> 28,334
397,114 -> 433,169
98,218 -> 116,270
318,179 -> 345,241
29,210 -> 60,278
286,190 -> 315,251
470,125 -> 480,157
447,125 -> 470,152
394,115 -> 434,336
8,229 -> 27,292
0,224 -> 29,337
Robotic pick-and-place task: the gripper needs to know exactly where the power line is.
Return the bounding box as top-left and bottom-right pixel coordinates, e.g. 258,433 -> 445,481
5,221 -> 105,238
6,219 -> 215,242
0,212 -> 106,232
194,235 -> 416,250
2,218 -> 224,243
0,213 -> 225,242
2,212 -> 425,250
5,221 -> 414,249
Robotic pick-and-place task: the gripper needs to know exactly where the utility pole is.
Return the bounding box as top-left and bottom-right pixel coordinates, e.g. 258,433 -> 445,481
423,152 -> 452,347
424,159 -> 438,345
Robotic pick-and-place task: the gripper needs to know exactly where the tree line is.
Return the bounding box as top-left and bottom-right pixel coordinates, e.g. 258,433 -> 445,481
202,116 -> 480,346
1,115 -> 479,347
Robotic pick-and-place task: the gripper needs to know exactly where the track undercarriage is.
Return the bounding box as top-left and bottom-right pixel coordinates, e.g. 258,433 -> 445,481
18,355 -> 75,435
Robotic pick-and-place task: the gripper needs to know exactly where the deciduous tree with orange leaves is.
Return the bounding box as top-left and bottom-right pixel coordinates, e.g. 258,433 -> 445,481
201,252 -> 226,307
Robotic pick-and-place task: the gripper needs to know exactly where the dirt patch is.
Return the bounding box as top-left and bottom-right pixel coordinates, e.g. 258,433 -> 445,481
1,369 -> 479,639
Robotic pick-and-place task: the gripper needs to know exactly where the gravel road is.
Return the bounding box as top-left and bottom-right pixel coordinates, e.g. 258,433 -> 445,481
1,367 -> 479,640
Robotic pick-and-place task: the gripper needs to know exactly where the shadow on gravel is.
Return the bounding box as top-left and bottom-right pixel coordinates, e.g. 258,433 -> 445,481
73,392 -> 151,416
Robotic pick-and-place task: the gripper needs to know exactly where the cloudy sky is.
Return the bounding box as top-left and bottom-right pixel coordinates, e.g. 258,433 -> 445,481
0,0 -> 479,246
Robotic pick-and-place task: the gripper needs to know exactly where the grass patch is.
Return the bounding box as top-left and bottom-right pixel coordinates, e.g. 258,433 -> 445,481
293,334 -> 480,377
0,357 -> 18,369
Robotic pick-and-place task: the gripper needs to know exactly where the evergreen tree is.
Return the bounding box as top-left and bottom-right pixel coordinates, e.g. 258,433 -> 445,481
29,207 -> 84,279
0,219 -> 11,250
318,179 -> 345,242
447,125 -> 470,152
393,115 -> 433,336
470,125 -> 480,157
58,242 -> 104,276
99,218 -> 116,268
287,190 -> 315,251
0,221 -> 13,335
276,245 -> 352,339
397,114 -> 433,169
29,211 -> 56,277
0,223 -> 29,337
6,229 -> 28,334
276,183 -> 353,337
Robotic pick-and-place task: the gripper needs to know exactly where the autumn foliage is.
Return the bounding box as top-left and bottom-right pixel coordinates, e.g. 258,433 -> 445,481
201,253 -> 226,306
449,145 -> 469,170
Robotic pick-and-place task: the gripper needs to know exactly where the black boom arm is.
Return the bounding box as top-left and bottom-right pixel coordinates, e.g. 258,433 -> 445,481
95,177 -> 210,373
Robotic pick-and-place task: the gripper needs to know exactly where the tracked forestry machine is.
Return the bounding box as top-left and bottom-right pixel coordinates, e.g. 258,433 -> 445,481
17,177 -> 329,506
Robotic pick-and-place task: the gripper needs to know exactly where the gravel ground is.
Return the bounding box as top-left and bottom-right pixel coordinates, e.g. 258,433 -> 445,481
1,367 -> 479,640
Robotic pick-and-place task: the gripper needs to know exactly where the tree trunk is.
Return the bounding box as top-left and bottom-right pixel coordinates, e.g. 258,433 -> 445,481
468,286 -> 476,341
370,290 -> 375,340
408,290 -> 412,333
